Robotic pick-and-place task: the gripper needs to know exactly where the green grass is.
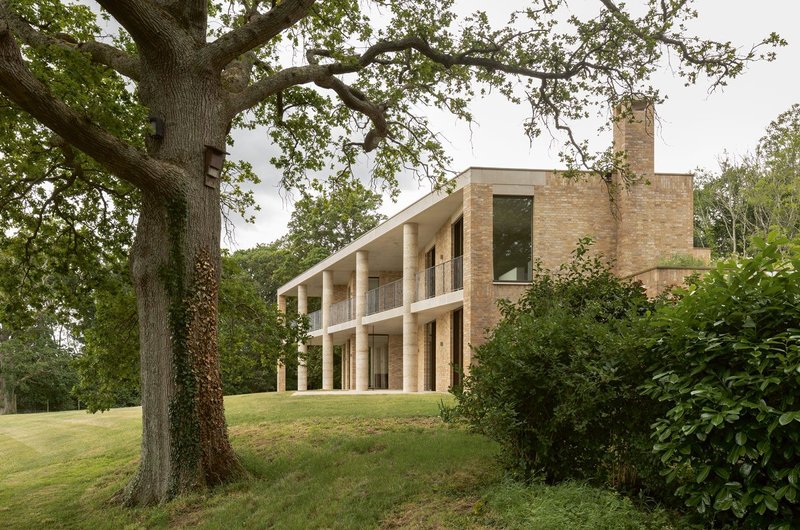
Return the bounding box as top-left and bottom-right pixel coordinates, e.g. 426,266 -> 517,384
0,393 -> 679,529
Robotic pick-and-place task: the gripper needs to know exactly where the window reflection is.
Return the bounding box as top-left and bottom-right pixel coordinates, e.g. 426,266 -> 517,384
493,196 -> 533,282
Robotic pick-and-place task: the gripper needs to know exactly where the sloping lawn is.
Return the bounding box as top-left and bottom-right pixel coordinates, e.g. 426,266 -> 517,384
0,393 -> 678,529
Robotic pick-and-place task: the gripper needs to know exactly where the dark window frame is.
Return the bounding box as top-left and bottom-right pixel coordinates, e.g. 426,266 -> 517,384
492,195 -> 534,283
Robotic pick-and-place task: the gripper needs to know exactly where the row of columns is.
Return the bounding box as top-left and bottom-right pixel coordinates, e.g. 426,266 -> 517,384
277,223 -> 419,392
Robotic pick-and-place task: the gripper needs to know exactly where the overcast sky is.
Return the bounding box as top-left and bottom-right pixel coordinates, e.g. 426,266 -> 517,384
225,0 -> 800,251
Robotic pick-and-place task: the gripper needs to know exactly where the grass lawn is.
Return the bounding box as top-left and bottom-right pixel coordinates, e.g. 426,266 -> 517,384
0,392 -> 680,529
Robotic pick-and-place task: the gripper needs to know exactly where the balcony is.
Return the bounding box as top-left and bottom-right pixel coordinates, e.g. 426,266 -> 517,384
308,309 -> 322,332
366,278 -> 403,316
415,255 -> 463,301
330,298 -> 354,325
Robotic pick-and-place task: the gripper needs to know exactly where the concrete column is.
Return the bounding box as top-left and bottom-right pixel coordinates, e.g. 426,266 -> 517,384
355,250 -> 369,391
322,270 -> 334,390
402,223 -> 419,392
276,294 -> 287,392
297,284 -> 308,391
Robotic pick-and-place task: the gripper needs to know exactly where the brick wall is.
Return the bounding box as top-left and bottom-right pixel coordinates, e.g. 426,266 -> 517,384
533,172 -> 617,270
629,266 -> 711,297
463,183 -> 494,368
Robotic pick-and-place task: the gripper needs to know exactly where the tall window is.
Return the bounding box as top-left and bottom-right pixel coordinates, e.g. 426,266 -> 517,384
368,334 -> 389,389
493,196 -> 533,282
451,217 -> 463,290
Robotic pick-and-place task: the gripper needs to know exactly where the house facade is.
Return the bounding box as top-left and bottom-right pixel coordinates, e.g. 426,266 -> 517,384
275,101 -> 710,393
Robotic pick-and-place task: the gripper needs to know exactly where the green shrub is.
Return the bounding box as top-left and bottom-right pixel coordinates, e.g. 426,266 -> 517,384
645,235 -> 800,528
657,253 -> 709,268
448,238 -> 662,492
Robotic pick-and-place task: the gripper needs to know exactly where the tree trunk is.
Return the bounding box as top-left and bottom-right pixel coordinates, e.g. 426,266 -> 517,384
1,378 -> 16,415
123,65 -> 241,505
0,333 -> 14,415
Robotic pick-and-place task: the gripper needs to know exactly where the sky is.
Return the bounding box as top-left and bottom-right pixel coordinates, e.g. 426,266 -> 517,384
225,0 -> 800,251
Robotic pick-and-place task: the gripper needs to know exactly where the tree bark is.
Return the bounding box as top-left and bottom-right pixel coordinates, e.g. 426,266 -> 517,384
0,330 -> 13,415
123,61 -> 240,506
1,377 -> 16,415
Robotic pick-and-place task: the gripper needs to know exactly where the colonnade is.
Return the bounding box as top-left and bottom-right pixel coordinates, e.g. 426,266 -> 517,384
277,223 -> 420,392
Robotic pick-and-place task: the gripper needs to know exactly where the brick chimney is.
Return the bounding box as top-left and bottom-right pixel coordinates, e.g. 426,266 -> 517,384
606,99 -> 700,285
613,99 -> 655,179
613,99 -> 658,277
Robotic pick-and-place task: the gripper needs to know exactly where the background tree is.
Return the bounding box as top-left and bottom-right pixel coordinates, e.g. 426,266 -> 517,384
749,104 -> 800,238
0,313 -> 76,414
695,103 -> 799,256
71,273 -> 141,412
693,155 -> 758,255
0,0 -> 781,505
284,173 -> 386,268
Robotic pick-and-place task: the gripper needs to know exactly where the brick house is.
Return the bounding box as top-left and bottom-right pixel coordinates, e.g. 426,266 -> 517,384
275,101 -> 710,392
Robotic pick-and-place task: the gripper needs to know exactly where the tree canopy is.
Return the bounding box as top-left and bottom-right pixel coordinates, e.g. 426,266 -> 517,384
695,103 -> 800,256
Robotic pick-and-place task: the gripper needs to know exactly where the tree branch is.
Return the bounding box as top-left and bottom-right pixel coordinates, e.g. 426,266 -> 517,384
226,63 -> 356,118
597,0 -> 770,87
2,7 -> 140,80
353,37 -> 587,80
0,17 -> 180,197
227,34 -> 589,118
94,0 -> 187,56
202,0 -> 316,70
314,76 -> 388,153
152,0 -> 207,43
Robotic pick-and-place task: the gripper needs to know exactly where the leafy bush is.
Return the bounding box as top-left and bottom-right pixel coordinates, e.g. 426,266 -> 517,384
645,235 -> 800,528
448,238 -> 661,491
657,253 -> 709,268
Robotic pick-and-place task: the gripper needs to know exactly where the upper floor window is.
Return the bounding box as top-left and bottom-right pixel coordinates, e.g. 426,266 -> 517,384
493,196 -> 533,282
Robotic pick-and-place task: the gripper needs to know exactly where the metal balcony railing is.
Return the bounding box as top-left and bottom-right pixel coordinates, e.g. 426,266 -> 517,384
308,310 -> 322,332
366,278 -> 403,315
415,255 -> 463,301
330,298 -> 354,325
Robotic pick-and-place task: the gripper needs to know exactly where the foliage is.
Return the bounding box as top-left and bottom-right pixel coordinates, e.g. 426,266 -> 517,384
0,313 -> 77,413
447,238 -> 660,491
218,254 -> 307,395
285,173 -> 386,263
657,253 -> 708,268
645,235 -> 800,528
694,104 -> 800,256
72,277 -> 140,412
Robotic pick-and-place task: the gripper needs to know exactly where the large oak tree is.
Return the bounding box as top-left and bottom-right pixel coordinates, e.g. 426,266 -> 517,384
0,0 -> 782,505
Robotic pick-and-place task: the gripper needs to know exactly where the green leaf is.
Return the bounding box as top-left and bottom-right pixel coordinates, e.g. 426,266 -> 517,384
764,494 -> 778,512
696,465 -> 711,483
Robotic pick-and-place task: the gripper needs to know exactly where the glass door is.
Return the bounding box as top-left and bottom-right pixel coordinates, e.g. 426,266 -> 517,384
451,217 -> 463,290
425,246 -> 436,298
424,321 -> 437,391
451,309 -> 463,388
368,335 -> 389,389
